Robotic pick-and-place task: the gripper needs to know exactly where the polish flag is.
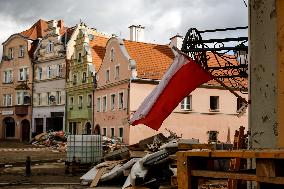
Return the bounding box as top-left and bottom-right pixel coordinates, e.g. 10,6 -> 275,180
129,53 -> 214,130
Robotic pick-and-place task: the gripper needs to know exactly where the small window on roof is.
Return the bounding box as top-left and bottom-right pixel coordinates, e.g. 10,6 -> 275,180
110,48 -> 114,62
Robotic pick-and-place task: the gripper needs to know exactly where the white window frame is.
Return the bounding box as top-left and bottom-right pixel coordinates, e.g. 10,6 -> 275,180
3,70 -> 12,83
46,41 -> 54,53
38,67 -> 42,80
110,93 -> 116,111
56,91 -> 61,105
115,65 -> 120,80
78,95 -> 83,109
118,127 -> 123,140
102,95 -> 107,112
181,95 -> 192,111
16,91 -> 29,105
19,45 -> 24,57
8,48 -> 14,59
118,91 -> 124,110
47,66 -> 52,79
3,94 -> 12,106
47,92 -> 51,105
97,97 -> 101,112
56,64 -> 62,77
19,67 -> 28,81
82,72 -> 87,83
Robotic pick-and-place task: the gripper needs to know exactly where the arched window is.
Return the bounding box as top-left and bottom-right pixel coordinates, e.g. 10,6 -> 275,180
82,72 -> 87,83
73,74 -> 77,85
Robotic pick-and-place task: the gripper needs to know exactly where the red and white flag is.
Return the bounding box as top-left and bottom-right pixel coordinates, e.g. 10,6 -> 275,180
129,53 -> 214,130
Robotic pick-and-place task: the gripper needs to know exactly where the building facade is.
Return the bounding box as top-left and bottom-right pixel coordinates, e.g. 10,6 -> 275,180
0,20 -> 48,141
94,28 -> 248,144
32,20 -> 68,135
66,24 -> 109,135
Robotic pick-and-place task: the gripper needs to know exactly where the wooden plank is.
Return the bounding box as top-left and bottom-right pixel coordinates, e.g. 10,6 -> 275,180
178,150 -> 284,159
257,176 -> 284,185
90,167 -> 106,187
178,143 -> 214,150
177,152 -> 194,189
256,159 -> 276,177
191,170 -> 257,181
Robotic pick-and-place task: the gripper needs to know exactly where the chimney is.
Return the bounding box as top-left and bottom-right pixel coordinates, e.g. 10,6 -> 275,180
57,20 -> 64,30
129,25 -> 145,42
169,34 -> 183,50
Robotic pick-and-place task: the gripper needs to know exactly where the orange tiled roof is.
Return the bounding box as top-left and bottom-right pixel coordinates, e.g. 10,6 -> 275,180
20,19 -> 49,40
204,52 -> 248,89
90,35 -> 109,71
123,40 -> 175,80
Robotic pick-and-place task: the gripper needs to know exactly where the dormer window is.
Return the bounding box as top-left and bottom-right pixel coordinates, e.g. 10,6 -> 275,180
110,48 -> 114,62
19,45 -> 24,58
46,41 -> 54,53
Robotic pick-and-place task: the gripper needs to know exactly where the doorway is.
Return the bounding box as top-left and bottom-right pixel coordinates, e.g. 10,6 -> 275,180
21,119 -> 30,142
3,117 -> 15,138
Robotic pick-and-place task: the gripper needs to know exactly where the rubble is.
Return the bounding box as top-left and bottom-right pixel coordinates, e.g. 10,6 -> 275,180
31,131 -> 67,152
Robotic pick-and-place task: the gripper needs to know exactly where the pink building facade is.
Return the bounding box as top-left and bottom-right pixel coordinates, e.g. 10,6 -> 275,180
94,36 -> 248,145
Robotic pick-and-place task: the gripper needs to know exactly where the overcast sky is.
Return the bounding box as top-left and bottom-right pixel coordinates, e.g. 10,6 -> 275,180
0,0 -> 248,58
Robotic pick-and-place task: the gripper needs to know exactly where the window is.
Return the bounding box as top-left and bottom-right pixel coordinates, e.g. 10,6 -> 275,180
111,128 -> 115,138
38,67 -> 42,80
56,64 -> 62,77
88,94 -> 92,108
210,96 -> 219,111
237,97 -> 246,112
181,95 -> 192,111
19,45 -> 24,57
19,68 -> 28,81
110,94 -> 115,110
118,92 -> 124,109
103,128 -> 107,136
73,74 -> 77,85
97,97 -> 101,112
47,92 -> 51,105
78,53 -> 82,62
3,94 -> 12,106
82,72 -> 87,83
56,91 -> 61,104
110,48 -> 115,61
47,66 -> 52,79
102,96 -> 107,112
115,65 -> 120,80
70,97 -> 74,110
105,69 -> 110,82
8,48 -> 14,59
38,93 -> 41,105
119,127 -> 123,140
79,96 -> 83,109
3,70 -> 12,83
16,91 -> 29,105
46,41 -> 54,53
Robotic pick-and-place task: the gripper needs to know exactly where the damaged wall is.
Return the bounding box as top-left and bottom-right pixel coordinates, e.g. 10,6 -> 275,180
249,0 -> 284,148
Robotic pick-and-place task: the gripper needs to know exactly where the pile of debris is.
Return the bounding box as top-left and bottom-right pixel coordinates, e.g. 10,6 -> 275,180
31,131 -> 67,152
80,130 -> 199,188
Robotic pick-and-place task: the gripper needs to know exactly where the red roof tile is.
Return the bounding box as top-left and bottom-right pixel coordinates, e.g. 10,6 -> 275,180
90,35 -> 109,71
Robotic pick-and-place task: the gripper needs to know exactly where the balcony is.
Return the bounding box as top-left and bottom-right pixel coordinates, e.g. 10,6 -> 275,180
15,105 -> 29,115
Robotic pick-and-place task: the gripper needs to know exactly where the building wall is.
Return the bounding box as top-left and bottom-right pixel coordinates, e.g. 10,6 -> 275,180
66,27 -> 94,134
128,82 -> 248,144
94,37 -> 132,143
0,35 -> 33,141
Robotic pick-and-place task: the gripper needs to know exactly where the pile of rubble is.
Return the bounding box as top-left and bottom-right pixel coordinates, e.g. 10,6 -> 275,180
80,130 -> 199,188
31,131 -> 67,152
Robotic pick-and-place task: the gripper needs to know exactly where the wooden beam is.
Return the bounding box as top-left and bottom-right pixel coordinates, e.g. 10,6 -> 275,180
191,170 -> 257,181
